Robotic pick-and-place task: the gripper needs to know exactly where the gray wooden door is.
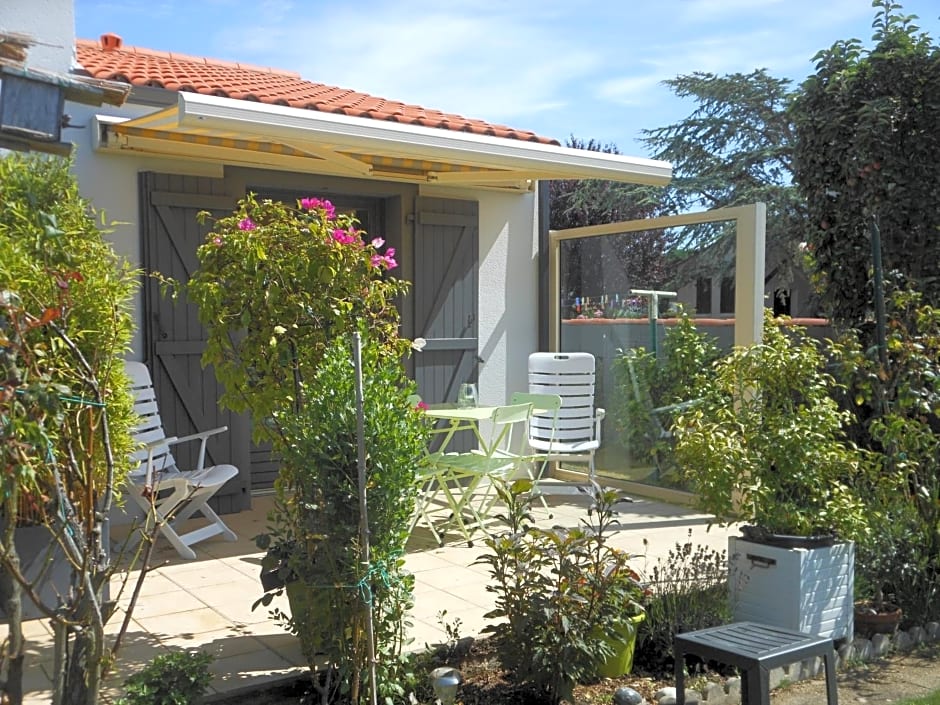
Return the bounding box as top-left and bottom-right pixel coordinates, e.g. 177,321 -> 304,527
140,173 -> 250,513
413,197 -> 479,410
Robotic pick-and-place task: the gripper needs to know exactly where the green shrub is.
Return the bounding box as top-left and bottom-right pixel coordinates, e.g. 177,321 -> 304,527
476,480 -> 645,705
0,151 -> 139,704
253,334 -> 428,704
118,651 -> 213,705
831,291 -> 940,623
674,314 -> 873,540
610,310 -> 720,473
634,532 -> 731,675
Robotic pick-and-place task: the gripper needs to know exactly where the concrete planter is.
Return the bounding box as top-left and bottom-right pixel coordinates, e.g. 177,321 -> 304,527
729,536 -> 854,642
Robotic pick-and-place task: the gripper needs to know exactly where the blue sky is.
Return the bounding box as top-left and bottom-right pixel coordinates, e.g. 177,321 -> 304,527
74,0 -> 940,159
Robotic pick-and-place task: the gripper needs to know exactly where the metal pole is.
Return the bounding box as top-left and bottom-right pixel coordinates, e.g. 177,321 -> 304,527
630,289 -> 677,358
870,216 -> 888,369
352,332 -> 379,705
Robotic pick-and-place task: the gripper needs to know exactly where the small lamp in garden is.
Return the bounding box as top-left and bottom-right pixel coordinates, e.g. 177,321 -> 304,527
430,667 -> 462,705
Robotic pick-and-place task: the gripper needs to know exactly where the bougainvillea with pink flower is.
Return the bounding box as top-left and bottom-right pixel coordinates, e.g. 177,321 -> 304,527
188,193 -> 426,702
189,192 -> 410,425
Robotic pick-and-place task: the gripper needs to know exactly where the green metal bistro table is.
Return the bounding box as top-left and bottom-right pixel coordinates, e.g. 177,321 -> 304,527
413,403 -> 537,545
674,621 -> 838,705
425,403 -> 500,450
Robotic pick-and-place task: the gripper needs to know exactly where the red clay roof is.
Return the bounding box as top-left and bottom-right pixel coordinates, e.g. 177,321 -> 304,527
75,33 -> 559,145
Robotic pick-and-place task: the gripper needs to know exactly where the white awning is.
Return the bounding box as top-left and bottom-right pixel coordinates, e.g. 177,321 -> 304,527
95,92 -> 671,191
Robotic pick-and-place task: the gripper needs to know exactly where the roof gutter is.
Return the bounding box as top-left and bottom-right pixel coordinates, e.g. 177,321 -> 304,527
173,92 -> 672,186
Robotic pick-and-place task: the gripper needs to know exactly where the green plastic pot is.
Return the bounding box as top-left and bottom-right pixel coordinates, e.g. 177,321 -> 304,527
595,613 -> 646,678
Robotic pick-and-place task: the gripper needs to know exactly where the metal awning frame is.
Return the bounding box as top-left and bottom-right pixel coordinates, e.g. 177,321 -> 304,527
94,92 -> 672,191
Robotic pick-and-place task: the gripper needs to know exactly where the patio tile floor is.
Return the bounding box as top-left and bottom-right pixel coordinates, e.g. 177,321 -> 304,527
12,489 -> 735,704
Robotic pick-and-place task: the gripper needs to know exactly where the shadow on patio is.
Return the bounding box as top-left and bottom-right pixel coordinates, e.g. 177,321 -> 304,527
17,489 -> 735,704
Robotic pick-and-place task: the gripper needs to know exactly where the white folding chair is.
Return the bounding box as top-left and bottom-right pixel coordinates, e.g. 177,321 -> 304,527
527,352 -> 606,485
124,361 -> 239,559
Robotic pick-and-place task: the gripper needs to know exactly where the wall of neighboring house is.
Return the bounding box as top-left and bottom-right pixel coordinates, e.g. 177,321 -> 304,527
677,267 -> 817,319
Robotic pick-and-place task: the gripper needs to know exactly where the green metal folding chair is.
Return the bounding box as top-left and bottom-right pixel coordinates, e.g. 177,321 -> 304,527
509,391 -> 563,511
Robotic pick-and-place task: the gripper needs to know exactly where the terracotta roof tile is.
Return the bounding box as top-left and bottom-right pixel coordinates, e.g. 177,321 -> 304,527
75,35 -> 558,145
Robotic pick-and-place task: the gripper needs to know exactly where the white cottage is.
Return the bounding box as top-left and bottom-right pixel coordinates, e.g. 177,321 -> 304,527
2,3 -> 672,511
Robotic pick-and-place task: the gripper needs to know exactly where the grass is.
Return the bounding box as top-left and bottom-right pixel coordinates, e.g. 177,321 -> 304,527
897,690 -> 940,705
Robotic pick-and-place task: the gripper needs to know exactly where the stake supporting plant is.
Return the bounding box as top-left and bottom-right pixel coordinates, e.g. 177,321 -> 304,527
352,331 -> 379,705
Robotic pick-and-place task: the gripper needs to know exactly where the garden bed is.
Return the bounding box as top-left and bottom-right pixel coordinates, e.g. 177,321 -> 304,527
209,624 -> 940,705
207,636 -> 709,705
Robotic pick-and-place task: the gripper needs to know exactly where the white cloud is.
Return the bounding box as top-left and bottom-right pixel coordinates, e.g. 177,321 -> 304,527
218,5 -> 603,126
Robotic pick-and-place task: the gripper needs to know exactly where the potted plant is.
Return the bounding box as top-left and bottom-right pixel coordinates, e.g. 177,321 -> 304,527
476,480 -> 646,705
673,315 -> 874,641
852,509 -> 906,638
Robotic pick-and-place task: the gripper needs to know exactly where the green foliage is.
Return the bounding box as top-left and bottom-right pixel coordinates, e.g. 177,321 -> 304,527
642,70 -> 806,286
830,290 -> 940,623
611,347 -> 659,459
610,311 -> 720,471
674,314 -> 873,540
475,480 -> 644,705
791,0 -> 940,331
189,193 -> 425,704
0,153 -> 139,511
255,336 -> 427,703
117,651 -> 213,705
634,532 -> 732,676
0,152 -> 139,704
853,500 -> 923,615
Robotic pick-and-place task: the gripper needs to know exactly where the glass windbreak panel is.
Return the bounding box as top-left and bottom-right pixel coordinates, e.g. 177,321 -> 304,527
558,224 -> 736,492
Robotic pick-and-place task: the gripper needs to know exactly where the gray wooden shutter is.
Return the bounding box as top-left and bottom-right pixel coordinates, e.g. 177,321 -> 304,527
139,173 -> 250,513
413,196 -> 479,407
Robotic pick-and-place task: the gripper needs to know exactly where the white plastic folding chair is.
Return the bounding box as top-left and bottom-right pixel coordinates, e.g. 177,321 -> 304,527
527,352 -> 606,486
124,361 -> 239,559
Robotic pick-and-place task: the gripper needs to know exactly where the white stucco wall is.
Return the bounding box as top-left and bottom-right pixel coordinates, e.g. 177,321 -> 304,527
0,0 -> 75,73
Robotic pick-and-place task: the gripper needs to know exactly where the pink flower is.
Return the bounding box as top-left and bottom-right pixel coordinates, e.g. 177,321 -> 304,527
212,236 -> 223,246
300,197 -> 336,219
332,228 -> 358,245
238,218 -> 256,231
415,400 -> 429,411
371,247 -> 398,270
371,237 -> 385,248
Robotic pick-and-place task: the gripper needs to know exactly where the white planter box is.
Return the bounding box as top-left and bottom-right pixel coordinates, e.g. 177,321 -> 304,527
729,536 -> 854,642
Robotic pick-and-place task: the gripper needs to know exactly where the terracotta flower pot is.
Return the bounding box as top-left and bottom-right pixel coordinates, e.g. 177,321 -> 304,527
854,601 -> 902,638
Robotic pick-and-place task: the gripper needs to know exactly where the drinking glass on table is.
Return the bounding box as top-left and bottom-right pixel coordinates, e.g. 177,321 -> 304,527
457,383 -> 478,408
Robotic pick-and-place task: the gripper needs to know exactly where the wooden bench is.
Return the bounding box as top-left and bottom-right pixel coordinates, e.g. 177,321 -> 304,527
674,621 -> 838,705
